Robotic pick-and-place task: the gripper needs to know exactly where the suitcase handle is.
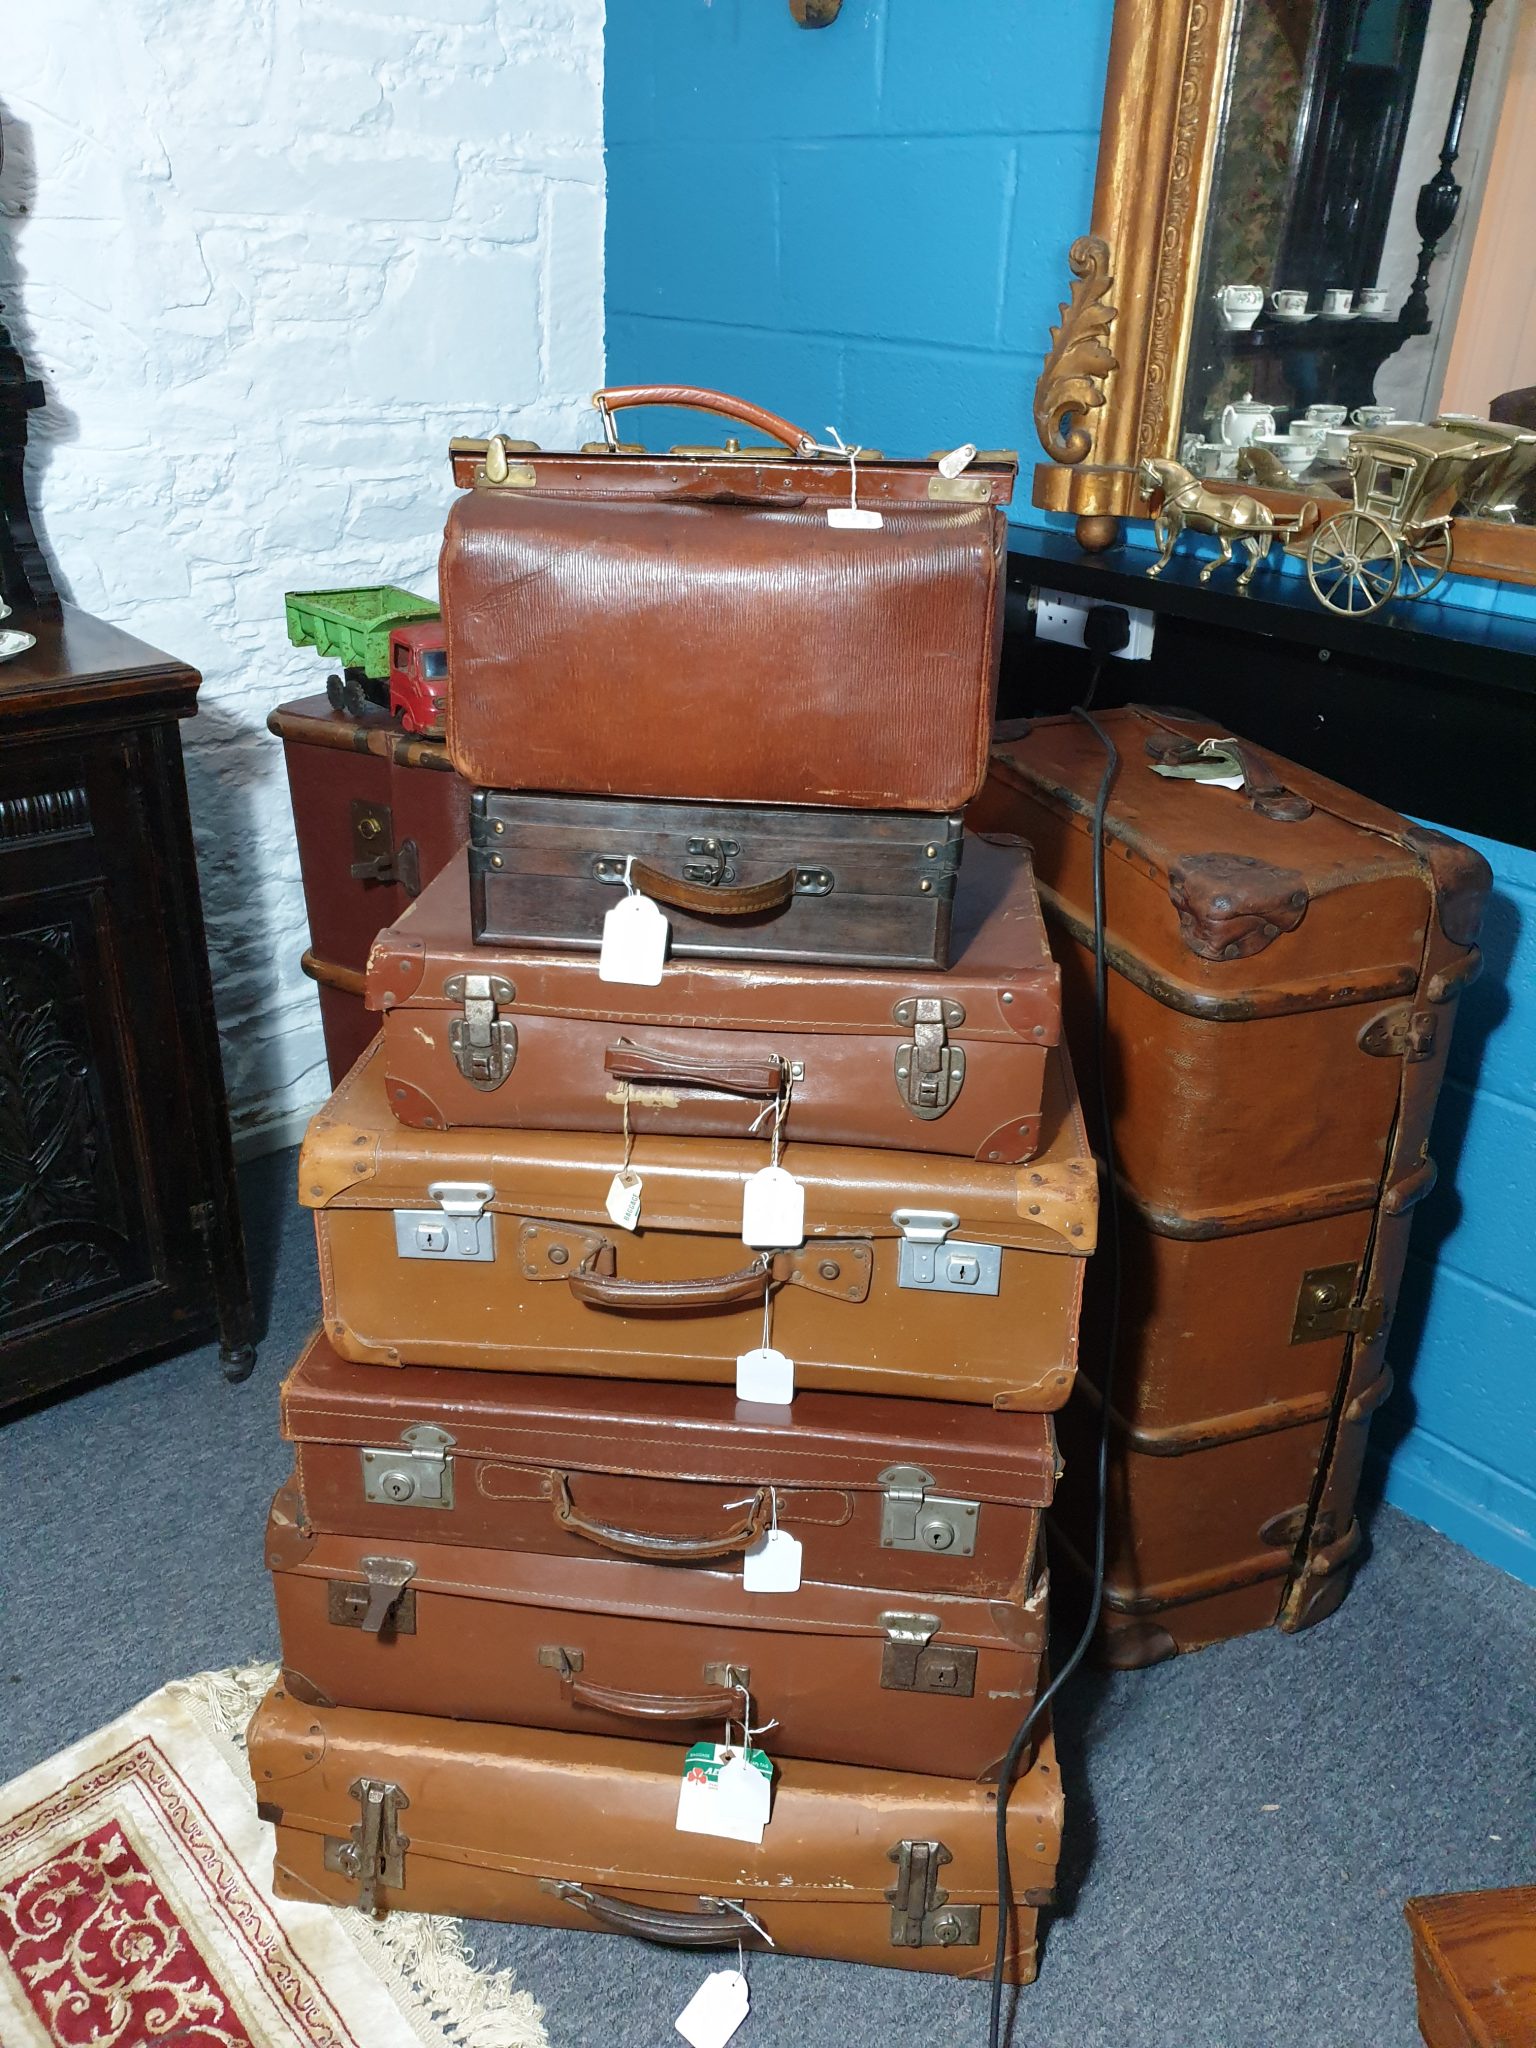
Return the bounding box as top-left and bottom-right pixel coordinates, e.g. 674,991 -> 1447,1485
628,857 -> 797,920
569,1244 -> 781,1313
551,1473 -> 773,1561
605,1040 -> 788,1099
1142,728 -> 1314,823
545,1880 -> 770,1948
592,384 -> 818,455
558,1670 -> 748,1723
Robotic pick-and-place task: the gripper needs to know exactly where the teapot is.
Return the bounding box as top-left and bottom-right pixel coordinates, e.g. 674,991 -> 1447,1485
1217,393 -> 1280,450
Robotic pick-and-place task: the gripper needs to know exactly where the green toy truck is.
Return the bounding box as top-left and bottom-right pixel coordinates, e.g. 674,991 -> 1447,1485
284,586 -> 445,725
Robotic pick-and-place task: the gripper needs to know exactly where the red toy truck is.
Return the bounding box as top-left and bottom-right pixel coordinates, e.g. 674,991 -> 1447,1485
386,621 -> 449,735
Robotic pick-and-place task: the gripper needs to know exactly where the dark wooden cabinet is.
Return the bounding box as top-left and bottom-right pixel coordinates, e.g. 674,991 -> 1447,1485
0,609 -> 253,1408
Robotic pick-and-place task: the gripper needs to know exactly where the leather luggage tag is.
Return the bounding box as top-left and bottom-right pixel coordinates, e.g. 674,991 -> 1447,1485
599,890 -> 669,984
676,1742 -> 773,1845
676,1969 -> 750,2048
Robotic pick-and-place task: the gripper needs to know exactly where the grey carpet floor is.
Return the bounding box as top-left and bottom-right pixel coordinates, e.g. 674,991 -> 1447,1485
2,1147 -> 1531,2048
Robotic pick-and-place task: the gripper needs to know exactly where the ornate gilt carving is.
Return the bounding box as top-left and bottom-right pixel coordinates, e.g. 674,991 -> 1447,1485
1034,236 -> 1118,466
1139,0 -> 1222,455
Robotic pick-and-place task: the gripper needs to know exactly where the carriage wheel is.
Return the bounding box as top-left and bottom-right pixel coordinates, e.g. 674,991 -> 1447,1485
1399,522 -> 1452,601
1306,510 -> 1401,615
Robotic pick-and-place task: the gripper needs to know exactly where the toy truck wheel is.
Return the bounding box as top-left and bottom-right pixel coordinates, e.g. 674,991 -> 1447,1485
325,673 -> 347,713
340,676 -> 371,719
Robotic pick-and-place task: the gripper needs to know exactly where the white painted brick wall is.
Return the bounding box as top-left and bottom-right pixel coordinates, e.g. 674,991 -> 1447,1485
2,0 -> 605,1146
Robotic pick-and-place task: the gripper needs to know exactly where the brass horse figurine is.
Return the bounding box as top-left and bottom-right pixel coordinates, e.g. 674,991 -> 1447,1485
1138,457 -> 1316,591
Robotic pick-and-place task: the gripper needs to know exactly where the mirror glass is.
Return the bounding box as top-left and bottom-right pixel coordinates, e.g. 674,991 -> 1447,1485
1178,0 -> 1536,526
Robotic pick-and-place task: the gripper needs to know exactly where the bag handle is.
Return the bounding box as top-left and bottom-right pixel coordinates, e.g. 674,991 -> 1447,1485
550,1472 -> 772,1560
545,1881 -> 768,1948
593,384 -> 819,455
1142,724 -> 1313,823
628,856 -> 796,919
605,1040 -> 788,1100
550,1666 -> 747,1723
569,1243 -> 781,1312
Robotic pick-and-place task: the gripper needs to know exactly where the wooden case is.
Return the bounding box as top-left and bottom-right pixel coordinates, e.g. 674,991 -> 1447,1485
970,707 -> 1490,1658
250,1680 -> 1061,1981
300,1041 -> 1095,1407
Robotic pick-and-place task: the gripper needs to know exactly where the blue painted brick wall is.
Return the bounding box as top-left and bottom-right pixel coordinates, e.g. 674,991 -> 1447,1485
603,1 -> 1536,1582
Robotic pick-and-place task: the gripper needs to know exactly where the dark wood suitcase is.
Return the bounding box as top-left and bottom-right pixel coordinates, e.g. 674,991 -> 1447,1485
250,1679 -> 1061,1980
970,708 -> 1490,1660
1405,1887 -> 1536,2048
468,789 -> 965,968
441,385 -> 1013,814
268,695 -> 470,1084
282,1330 -> 1058,1601
301,1041 -> 1094,1405
371,834 -> 1059,1160
267,1479 -> 1046,1778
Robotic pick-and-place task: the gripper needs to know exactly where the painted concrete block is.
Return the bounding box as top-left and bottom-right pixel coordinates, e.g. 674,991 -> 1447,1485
882,0 -> 1113,137
606,143 -> 781,327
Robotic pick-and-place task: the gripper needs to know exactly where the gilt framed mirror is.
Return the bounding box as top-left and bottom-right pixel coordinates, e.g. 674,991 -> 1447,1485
1033,0 -> 1536,588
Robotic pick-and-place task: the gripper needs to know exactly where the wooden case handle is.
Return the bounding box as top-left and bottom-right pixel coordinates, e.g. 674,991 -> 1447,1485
605,1040 -> 788,1099
569,1244 -> 779,1312
546,1881 -> 767,1947
629,857 -> 796,919
550,1473 -> 772,1561
592,384 -> 818,454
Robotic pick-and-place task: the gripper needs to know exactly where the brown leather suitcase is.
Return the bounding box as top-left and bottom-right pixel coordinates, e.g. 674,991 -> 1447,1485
301,1041 -> 1094,1404
369,834 -> 1059,1161
266,1480 -> 1046,1777
467,790 -> 967,968
970,708 -> 1490,1660
268,696 -> 470,1084
282,1330 -> 1058,1601
249,1679 -> 1061,1980
440,385 -> 1014,813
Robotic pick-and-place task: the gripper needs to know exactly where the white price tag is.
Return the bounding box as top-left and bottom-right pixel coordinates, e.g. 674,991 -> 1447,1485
676,1969 -> 750,2048
826,505 -> 884,529
743,1526 -> 803,1593
741,1166 -> 805,1248
605,1169 -> 643,1231
736,1345 -> 794,1405
599,892 -> 668,985
676,1743 -> 773,1844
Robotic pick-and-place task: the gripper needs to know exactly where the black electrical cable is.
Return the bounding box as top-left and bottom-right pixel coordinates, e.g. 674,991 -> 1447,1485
986,671 -> 1122,2048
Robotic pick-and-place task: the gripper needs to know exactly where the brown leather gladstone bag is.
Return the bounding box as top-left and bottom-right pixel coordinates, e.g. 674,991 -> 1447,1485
249,1681 -> 1061,1979
970,708 -> 1490,1661
439,386 -> 1014,811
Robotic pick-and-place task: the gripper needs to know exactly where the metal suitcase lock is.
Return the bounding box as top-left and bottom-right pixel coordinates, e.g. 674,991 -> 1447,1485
892,1209 -> 1001,1294
393,1182 -> 496,1262
878,1464 -> 979,1558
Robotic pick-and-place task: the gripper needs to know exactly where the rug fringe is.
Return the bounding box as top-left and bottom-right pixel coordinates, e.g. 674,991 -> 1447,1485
169,1665 -> 547,2048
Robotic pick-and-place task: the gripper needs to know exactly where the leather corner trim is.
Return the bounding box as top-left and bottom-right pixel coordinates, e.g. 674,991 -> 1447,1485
1167,852 -> 1308,962
279,1669 -> 336,1710
975,1113 -> 1044,1165
383,1074 -> 449,1130
1402,824 -> 1493,946
368,934 -> 427,1006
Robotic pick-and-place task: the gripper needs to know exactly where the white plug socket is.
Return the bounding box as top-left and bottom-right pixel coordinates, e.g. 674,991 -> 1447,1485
1031,588 -> 1155,660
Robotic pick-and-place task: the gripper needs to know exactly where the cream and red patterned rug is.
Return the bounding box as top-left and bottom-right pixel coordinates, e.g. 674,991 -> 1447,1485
0,1663 -> 546,2048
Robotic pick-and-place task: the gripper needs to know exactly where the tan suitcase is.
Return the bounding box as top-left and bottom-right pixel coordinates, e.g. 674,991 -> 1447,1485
249,1679 -> 1060,1981
267,1479 -> 1046,1777
301,1041 -> 1095,1406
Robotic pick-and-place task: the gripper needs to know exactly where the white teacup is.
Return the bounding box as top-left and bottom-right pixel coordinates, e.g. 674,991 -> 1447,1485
1351,404 -> 1396,428
1264,437 -> 1311,473
1269,289 -> 1309,320
1321,288 -> 1354,317
1322,427 -> 1355,460
1305,404 -> 1348,426
1356,288 -> 1388,318
1215,284 -> 1264,332
1195,442 -> 1237,477
1291,421 -> 1328,446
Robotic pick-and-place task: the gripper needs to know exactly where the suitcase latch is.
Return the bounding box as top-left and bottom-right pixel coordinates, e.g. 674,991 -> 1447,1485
348,799 -> 421,896
879,1612 -> 978,1696
878,1464 -> 979,1556
886,1839 -> 979,1949
393,1182 -> 496,1262
360,1423 -> 455,1509
324,1777 -> 410,1917
1358,1005 -> 1437,1061
326,1556 -> 418,1635
891,1209 -> 1001,1296
1290,1263 -> 1389,1346
893,997 -> 966,1118
444,974 -> 517,1090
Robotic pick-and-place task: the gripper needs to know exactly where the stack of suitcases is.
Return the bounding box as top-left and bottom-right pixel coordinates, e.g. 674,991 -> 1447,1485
250,389 -> 1096,1994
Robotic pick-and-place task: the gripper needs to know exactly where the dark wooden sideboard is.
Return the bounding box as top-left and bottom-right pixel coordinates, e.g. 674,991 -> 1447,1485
0,609 -> 254,1407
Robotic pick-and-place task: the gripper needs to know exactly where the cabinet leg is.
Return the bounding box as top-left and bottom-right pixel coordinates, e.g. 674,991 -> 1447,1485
220,1342 -> 258,1383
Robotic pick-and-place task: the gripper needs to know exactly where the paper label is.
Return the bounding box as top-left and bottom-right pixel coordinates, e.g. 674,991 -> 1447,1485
735,1345 -> 794,1405
676,1970 -> 750,2048
676,1742 -> 773,1844
599,892 -> 668,985
741,1166 -> 805,1249
826,505 -> 884,529
938,442 -> 978,479
743,1526 -> 803,1594
605,1169 -> 643,1231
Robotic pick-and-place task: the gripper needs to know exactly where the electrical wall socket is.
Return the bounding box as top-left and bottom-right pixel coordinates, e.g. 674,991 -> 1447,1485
1031,588 -> 1156,660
